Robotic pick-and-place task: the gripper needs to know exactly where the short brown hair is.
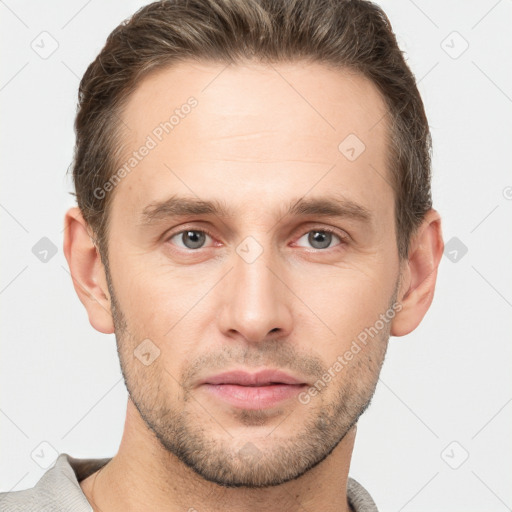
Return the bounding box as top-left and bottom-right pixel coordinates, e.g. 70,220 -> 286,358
69,0 -> 433,265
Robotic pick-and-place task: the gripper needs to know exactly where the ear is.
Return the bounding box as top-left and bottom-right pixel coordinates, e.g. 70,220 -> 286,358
391,209 -> 444,337
63,207 -> 114,334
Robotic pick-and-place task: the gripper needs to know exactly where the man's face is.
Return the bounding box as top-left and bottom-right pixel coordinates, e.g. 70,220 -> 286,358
104,60 -> 401,487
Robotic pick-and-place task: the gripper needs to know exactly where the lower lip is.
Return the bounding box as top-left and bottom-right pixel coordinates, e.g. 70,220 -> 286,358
201,383 -> 307,409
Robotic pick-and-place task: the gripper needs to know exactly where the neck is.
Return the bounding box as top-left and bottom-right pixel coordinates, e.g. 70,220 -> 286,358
81,399 -> 357,512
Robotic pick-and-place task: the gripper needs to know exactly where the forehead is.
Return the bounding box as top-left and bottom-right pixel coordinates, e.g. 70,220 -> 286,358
111,59 -> 392,220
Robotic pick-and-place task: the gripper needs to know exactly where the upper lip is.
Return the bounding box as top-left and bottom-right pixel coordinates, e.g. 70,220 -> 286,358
201,369 -> 306,386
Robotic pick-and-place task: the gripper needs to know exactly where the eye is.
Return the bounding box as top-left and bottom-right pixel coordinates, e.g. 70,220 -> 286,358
295,229 -> 346,250
165,227 -> 347,252
168,229 -> 213,250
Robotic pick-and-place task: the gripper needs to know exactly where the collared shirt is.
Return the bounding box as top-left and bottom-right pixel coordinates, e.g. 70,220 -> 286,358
0,453 -> 379,511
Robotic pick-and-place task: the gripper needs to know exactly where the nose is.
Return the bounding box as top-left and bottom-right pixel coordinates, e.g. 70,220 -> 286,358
216,242 -> 293,344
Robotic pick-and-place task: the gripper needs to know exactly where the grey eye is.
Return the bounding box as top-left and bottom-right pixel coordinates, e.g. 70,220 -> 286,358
296,230 -> 341,250
171,230 -> 209,250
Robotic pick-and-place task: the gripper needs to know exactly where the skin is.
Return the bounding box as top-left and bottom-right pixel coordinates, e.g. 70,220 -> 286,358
64,60 -> 443,512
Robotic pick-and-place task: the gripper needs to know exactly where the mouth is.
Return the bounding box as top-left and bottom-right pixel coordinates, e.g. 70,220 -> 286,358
199,369 -> 308,410
201,369 -> 306,387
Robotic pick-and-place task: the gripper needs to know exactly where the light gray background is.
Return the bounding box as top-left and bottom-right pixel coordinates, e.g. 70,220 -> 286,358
1,1 -> 511,510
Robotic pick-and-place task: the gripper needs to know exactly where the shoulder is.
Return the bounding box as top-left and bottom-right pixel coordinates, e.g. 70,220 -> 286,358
347,476 -> 379,512
0,453 -> 108,512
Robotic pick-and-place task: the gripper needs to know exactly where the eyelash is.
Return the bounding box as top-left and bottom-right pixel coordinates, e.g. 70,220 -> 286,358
165,226 -> 349,251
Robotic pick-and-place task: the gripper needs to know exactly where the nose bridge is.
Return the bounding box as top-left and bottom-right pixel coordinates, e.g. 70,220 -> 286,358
218,233 -> 292,343
236,242 -> 275,304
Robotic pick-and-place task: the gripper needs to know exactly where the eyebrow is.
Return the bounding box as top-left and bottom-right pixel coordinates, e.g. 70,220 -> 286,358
139,194 -> 373,226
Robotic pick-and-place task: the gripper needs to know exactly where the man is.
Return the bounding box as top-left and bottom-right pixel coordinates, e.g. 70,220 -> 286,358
0,0 -> 443,510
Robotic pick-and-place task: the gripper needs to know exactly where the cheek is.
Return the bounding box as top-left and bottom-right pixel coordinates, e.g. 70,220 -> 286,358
289,267 -> 395,375
113,260 -> 216,358
298,267 -> 391,335
107,248 -> 174,337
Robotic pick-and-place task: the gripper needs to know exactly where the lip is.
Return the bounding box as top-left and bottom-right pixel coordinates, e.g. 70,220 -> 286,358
202,383 -> 307,410
199,369 -> 307,410
200,369 -> 305,386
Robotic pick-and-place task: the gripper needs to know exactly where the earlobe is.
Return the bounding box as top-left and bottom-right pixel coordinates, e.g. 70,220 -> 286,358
390,209 -> 444,337
63,207 -> 115,334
